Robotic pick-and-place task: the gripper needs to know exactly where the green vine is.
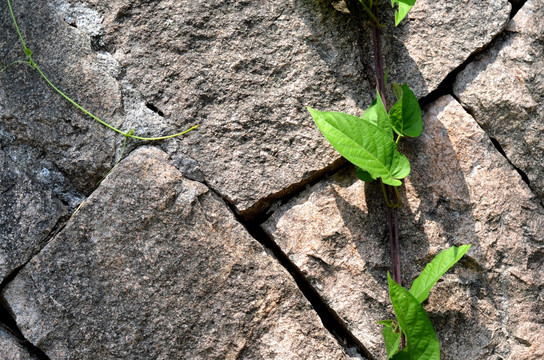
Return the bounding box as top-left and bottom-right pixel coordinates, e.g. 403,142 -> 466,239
308,1 -> 471,359
2,0 -> 198,141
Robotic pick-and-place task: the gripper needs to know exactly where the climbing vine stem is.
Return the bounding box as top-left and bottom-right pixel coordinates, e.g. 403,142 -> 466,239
367,0 -> 405,348
5,0 -> 198,141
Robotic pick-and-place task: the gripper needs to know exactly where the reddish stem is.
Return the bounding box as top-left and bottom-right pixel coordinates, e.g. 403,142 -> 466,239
387,207 -> 395,277
370,1 -> 405,349
371,5 -> 387,108
394,207 -> 401,286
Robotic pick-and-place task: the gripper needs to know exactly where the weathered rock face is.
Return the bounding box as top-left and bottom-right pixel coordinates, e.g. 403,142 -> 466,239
2,147 -> 359,360
0,0 -> 120,193
1,0 -> 542,359
0,144 -> 82,283
454,0 -> 544,203
377,0 -> 511,98
48,0 -> 509,218
263,96 -> 544,359
0,324 -> 40,360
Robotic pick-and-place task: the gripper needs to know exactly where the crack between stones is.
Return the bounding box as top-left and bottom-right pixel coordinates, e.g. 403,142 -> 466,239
238,157 -> 349,223
416,11 -> 544,208
487,137 -> 544,209
167,151 -> 377,359
145,102 -> 165,117
509,0 -> 529,19
0,303 -> 51,360
203,181 -> 376,360
419,35 -> 505,110
0,213 -> 71,360
0,211 -> 69,292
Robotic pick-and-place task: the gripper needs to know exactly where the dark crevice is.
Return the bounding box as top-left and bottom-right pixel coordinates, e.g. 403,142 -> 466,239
419,49 -> 481,109
419,16 -> 510,109
0,212 -> 70,292
208,183 -> 376,360
90,35 -> 106,52
237,157 -> 348,223
0,303 -> 51,360
489,137 -> 532,187
145,102 -> 165,117
509,0 -> 528,19
0,213 -> 71,360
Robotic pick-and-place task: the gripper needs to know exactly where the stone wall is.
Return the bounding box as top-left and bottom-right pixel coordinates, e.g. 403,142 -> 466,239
1,0 -> 542,359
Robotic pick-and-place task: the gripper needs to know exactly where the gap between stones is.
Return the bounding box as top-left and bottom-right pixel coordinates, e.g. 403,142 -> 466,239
510,0 -> 529,19
239,157 -> 348,223
0,217 -> 68,360
420,0 -> 528,109
489,137 -> 544,209
0,213 -> 70,360
145,102 -> 165,117
0,305 -> 51,360
0,1 -> 531,356
418,1 -> 540,204
204,183 -> 377,360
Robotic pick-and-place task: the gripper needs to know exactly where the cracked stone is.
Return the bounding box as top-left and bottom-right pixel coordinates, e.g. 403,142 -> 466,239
57,0 -> 509,218
2,146 -> 362,360
0,144 -> 82,284
0,324 -> 40,360
454,0 -> 544,203
263,95 -> 544,359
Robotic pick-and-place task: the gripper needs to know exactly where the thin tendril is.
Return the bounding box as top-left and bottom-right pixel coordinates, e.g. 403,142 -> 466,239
7,0 -> 28,51
0,60 -> 31,73
6,0 -> 198,141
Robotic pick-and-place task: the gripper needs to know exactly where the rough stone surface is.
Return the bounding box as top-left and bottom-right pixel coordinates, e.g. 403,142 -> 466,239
454,0 -> 544,202
263,96 -> 544,360
0,0 -> 120,193
0,144 -> 82,283
2,147 -> 360,360
376,0 -> 511,98
1,0 -> 539,359
0,324 -> 39,360
12,0 -> 506,218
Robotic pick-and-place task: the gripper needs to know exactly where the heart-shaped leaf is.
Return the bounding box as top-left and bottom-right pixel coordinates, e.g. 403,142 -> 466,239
388,273 -> 440,360
361,90 -> 392,137
389,83 -> 423,137
391,0 -> 417,26
308,107 -> 410,186
356,166 -> 375,182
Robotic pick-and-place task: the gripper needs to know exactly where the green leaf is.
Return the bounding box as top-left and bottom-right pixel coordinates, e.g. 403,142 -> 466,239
361,99 -> 379,127
24,48 -> 32,57
388,273 -> 440,360
356,166 -> 375,182
391,350 -> 411,360
393,82 -> 403,101
391,0 -> 417,26
361,90 -> 393,137
380,321 -> 402,359
388,83 -> 423,138
308,107 -> 410,186
409,245 -> 471,303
